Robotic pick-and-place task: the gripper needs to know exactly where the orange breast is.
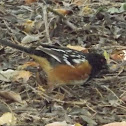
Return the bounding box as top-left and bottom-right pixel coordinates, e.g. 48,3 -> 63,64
48,61 -> 92,86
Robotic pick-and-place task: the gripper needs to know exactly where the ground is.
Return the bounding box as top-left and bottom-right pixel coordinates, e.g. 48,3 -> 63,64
0,0 -> 126,126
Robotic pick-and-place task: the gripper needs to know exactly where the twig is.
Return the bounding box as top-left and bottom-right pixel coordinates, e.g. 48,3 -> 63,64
42,5 -> 52,44
47,7 -> 78,31
3,20 -> 13,33
94,88 -> 103,98
86,103 -> 96,113
110,60 -> 126,72
103,45 -> 126,50
103,86 -> 124,104
0,99 -> 16,123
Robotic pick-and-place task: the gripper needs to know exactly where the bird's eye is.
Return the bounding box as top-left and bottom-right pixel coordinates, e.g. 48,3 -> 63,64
101,58 -> 105,62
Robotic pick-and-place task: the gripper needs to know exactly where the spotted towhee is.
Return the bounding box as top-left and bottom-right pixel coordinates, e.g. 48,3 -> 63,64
0,39 -> 107,88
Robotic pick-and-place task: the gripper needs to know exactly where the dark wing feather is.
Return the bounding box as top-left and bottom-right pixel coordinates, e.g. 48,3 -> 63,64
36,45 -> 87,66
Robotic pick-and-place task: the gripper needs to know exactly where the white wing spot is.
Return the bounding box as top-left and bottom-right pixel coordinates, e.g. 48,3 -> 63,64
51,48 -> 65,53
50,54 -> 61,62
72,59 -> 81,64
72,58 -> 86,64
66,50 -> 72,53
64,54 -> 69,57
63,58 -> 72,66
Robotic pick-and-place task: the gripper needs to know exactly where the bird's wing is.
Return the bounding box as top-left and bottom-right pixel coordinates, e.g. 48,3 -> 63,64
36,45 -> 87,66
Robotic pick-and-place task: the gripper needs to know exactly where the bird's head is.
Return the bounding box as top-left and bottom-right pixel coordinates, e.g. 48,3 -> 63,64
86,53 -> 108,77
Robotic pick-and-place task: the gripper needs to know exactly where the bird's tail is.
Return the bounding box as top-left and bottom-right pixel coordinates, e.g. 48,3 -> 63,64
0,39 -> 32,54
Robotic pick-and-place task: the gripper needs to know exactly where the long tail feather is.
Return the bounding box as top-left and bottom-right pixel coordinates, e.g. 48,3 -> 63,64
0,39 -> 31,53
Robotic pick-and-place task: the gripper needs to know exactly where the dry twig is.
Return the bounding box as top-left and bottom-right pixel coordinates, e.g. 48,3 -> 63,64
47,7 -> 78,31
42,5 -> 52,44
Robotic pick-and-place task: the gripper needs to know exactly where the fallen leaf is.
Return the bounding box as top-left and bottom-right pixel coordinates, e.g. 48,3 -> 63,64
107,3 -> 126,14
34,15 -> 44,32
111,54 -> 122,61
67,44 -> 88,53
54,9 -> 73,15
80,6 -> 93,16
0,69 -> 32,83
122,50 -> 126,60
18,16 -> 44,33
23,20 -> 35,33
75,123 -> 82,126
13,70 -> 32,83
21,34 -> 40,44
121,95 -> 126,103
0,112 -> 17,125
107,7 -> 119,14
25,0 -> 37,4
81,115 -> 97,125
111,50 -> 126,61
0,69 -> 19,82
45,121 -> 68,126
72,0 -> 90,6
108,99 -> 119,107
102,121 -> 126,126
0,91 -> 22,103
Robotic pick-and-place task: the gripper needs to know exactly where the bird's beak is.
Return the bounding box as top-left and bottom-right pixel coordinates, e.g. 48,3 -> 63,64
103,64 -> 109,70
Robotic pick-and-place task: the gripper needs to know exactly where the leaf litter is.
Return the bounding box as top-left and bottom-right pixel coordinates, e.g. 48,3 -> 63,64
0,0 -> 126,126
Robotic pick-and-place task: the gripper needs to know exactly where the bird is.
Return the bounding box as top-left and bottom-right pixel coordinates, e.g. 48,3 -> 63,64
0,39 -> 107,89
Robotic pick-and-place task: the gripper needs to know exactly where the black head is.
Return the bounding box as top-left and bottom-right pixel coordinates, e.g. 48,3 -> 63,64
86,53 -> 107,77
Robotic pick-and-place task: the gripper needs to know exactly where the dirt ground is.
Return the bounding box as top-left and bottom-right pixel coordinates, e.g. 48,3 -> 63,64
0,0 -> 126,126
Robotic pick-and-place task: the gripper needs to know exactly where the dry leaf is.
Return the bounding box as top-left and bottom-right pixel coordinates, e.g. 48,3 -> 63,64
25,0 -> 37,4
0,91 -> 22,103
72,0 -> 90,6
0,69 -> 19,82
0,112 -> 17,125
67,44 -> 88,53
0,69 -> 32,82
75,123 -> 82,126
45,121 -> 68,126
21,34 -> 40,44
123,50 -> 126,60
34,15 -> 44,31
121,95 -> 126,103
111,54 -> 123,61
111,50 -> 126,61
18,16 -> 43,33
54,9 -> 72,15
13,70 -> 32,83
102,121 -> 126,126
23,20 -> 35,33
79,6 -> 93,16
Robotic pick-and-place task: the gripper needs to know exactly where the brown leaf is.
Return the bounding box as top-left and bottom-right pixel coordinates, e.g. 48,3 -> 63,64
0,91 -> 22,103
13,70 -> 32,83
102,121 -> 126,126
121,95 -> 126,103
111,50 -> 126,61
67,44 -> 88,53
54,9 -> 73,15
23,20 -> 35,33
25,0 -> 37,4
